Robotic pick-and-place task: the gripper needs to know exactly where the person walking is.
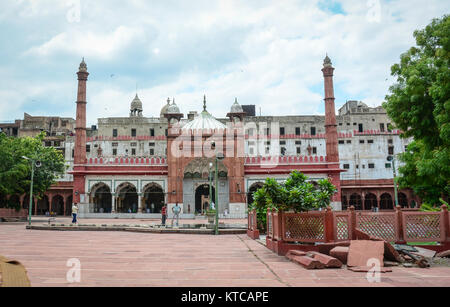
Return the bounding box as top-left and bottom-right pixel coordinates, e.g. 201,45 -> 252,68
72,203 -> 79,224
161,204 -> 167,226
172,203 -> 181,227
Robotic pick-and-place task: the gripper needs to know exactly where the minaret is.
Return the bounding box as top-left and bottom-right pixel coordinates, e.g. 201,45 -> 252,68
322,55 -> 339,163
74,58 -> 89,165
73,58 -> 89,205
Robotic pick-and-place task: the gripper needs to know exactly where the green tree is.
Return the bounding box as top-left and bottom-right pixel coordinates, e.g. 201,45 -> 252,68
383,15 -> 450,205
249,170 -> 337,231
0,132 -> 66,209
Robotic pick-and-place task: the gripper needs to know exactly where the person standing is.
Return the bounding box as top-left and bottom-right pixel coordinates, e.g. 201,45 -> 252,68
72,203 -> 79,224
161,204 -> 167,226
172,203 -> 181,227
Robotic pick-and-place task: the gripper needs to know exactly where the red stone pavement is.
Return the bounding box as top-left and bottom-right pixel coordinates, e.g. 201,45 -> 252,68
1,224 -> 450,287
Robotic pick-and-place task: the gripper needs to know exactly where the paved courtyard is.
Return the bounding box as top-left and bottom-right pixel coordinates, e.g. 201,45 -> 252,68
1,223 -> 450,287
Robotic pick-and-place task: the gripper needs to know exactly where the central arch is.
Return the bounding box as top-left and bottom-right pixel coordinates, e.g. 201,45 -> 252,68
116,182 -> 138,213
195,184 -> 215,214
143,183 -> 165,213
51,195 -> 65,215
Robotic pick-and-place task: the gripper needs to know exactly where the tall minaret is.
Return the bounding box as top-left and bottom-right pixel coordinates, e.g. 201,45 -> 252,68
74,58 -> 89,165
322,55 -> 339,163
73,59 -> 89,205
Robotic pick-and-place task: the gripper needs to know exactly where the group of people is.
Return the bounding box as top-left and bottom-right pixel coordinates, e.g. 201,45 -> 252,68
70,203 -> 182,227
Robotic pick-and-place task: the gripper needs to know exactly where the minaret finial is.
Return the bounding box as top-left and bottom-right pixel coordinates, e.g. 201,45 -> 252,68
203,95 -> 207,112
79,57 -> 87,72
323,54 -> 332,67
167,97 -> 171,105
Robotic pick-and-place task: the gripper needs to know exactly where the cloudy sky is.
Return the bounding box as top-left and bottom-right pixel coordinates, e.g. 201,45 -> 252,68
0,0 -> 448,126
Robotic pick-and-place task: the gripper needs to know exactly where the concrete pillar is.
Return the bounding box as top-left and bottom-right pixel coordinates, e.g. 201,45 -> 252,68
112,194 -> 116,213
138,193 -> 143,213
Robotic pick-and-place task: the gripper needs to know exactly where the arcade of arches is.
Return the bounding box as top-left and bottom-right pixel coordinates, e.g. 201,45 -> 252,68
341,189 -> 418,210
0,193 -> 73,216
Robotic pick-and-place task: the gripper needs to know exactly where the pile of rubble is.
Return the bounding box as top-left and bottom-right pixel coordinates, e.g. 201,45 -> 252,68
285,229 -> 450,272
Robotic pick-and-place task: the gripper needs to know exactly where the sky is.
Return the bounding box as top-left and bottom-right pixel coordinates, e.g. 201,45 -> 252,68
0,0 -> 448,126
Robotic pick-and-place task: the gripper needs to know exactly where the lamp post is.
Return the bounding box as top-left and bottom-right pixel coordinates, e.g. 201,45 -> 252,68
387,155 -> 399,207
22,156 -> 41,226
214,152 -> 224,235
209,162 -> 213,211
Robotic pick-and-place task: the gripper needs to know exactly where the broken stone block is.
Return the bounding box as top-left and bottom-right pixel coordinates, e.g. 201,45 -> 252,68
330,246 -> 349,264
306,251 -> 343,268
291,255 -> 326,270
317,241 -> 351,255
347,240 -> 384,268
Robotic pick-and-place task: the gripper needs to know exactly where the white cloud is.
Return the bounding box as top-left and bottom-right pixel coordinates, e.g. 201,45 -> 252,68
1,0 -> 449,124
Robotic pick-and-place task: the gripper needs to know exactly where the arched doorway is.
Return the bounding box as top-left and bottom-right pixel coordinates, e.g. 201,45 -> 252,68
37,195 -> 49,215
143,183 -> 165,213
116,183 -> 138,213
23,195 -> 35,212
91,183 -> 112,213
349,194 -> 363,210
247,182 -> 264,205
0,194 -> 6,208
52,195 -> 65,215
8,195 -> 21,209
195,184 -> 215,214
380,193 -> 393,210
364,193 -> 377,210
66,195 -> 73,216
341,195 -> 348,210
398,192 -> 408,208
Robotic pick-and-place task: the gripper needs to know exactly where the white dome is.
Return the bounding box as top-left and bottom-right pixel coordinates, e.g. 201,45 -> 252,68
182,110 -> 226,130
230,98 -> 243,113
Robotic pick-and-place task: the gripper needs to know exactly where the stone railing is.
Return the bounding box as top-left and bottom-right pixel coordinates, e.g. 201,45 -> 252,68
245,156 -> 327,165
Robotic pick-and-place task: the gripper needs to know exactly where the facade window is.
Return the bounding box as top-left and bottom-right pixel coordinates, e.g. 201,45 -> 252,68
247,128 -> 254,136
280,141 -> 286,145
150,128 -> 155,137
296,147 -> 301,155
265,147 -> 270,154
249,148 -> 254,155
347,123 -> 350,126
165,129 -> 168,137
388,139 -> 393,144
265,141 -> 271,146
295,127 -> 301,135
86,145 -> 91,153
295,141 -> 301,145
45,141 -> 52,147
281,147 -> 286,156
149,142 -> 155,147
360,140 -> 365,144
388,146 -> 394,155
280,127 -> 285,136
339,140 -> 345,144
131,129 -> 137,137
343,164 -> 350,169
113,129 -> 118,137
131,148 -> 136,156
72,149 -> 74,158
385,163 -> 391,168
346,140 -> 352,144
312,147 -> 317,154
150,148 -> 155,156
380,123 -> 385,132
310,127 -> 316,136
131,142 -> 137,147
358,124 -> 363,133
113,149 -> 117,156
368,140 -> 374,144
265,128 -> 270,135
368,163 -> 375,169
405,145 -> 408,152
112,142 -> 118,147
339,123 -> 343,126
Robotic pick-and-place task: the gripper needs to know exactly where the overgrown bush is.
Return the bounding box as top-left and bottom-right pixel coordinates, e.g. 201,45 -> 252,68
248,171 -> 337,232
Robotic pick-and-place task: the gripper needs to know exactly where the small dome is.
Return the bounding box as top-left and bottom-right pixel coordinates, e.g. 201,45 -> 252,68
160,98 -> 172,117
131,94 -> 143,111
166,101 -> 181,114
230,98 -> 243,113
